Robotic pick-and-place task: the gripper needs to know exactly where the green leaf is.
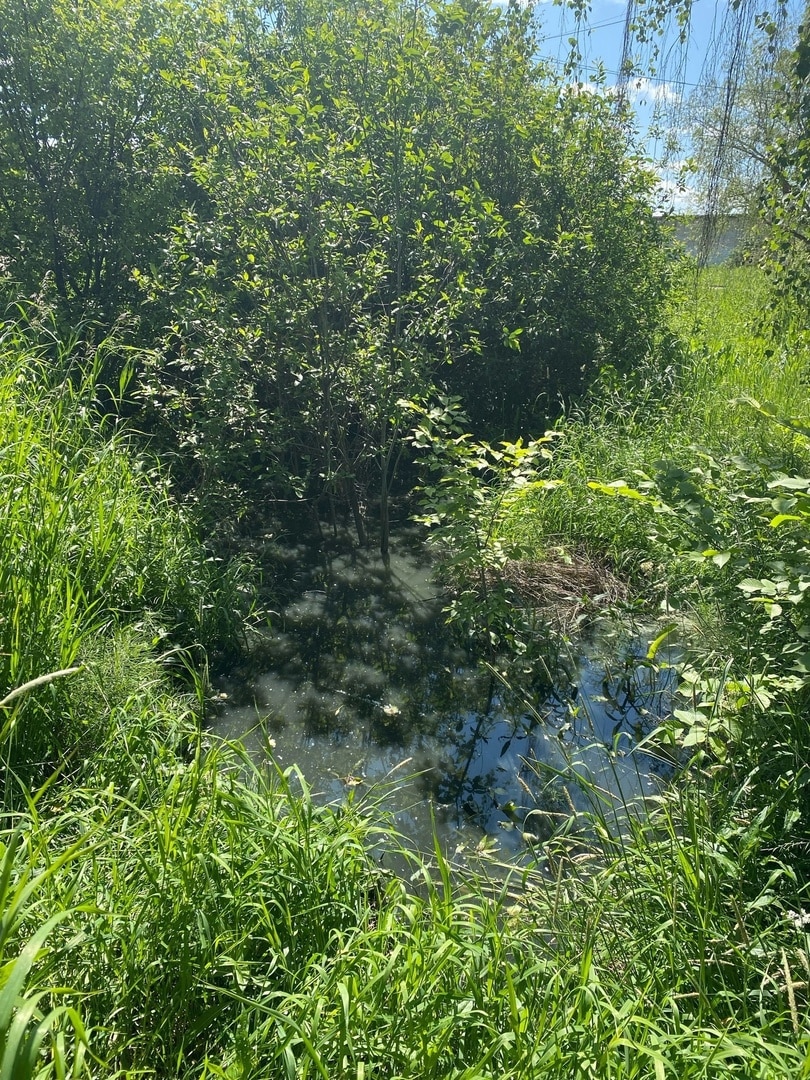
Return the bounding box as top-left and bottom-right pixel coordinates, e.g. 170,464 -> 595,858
700,549 -> 732,567
738,578 -> 765,594
673,708 -> 708,726
770,513 -> 802,527
646,622 -> 677,660
766,476 -> 810,490
588,481 -> 650,501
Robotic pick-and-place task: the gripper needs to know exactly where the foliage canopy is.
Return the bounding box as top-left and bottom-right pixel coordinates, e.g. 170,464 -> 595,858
0,0 -> 675,538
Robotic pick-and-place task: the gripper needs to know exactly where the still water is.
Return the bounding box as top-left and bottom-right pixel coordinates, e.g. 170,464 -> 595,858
212,528 -> 674,862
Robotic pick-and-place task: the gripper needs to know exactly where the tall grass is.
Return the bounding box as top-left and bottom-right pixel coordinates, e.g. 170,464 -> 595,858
0,313 -> 243,790
0,815 -> 91,1080
672,265 -> 809,439
4,716 -> 808,1078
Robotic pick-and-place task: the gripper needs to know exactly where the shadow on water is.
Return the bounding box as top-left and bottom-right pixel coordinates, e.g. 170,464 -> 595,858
212,526 -> 676,864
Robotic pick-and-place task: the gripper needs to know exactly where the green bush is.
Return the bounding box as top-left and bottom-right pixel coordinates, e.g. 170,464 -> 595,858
131,0 -> 674,534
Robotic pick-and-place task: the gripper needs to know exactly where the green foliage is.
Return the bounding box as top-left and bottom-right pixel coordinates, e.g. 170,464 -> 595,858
499,263 -> 810,568
762,13 -> 810,321
523,773 -> 810,1079
127,0 -> 672,532
579,397 -> 810,881
0,311 -> 243,789
0,716 -> 805,1079
0,0 -> 206,314
46,746 -> 380,1076
0,0 -> 675,540
587,399 -> 810,678
495,262 -> 810,889
0,288 -> 804,1080
684,21 -> 799,219
5,12 -> 810,1079
0,818 -> 91,1079
407,395 -> 560,651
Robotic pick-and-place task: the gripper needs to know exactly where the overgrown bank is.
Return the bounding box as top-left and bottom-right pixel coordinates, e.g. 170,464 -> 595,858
1,0 -> 810,1071
496,265 -> 810,878
2,273 -> 810,1077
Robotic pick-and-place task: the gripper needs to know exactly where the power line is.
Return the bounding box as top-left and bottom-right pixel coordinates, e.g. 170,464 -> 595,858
536,51 -> 786,96
540,17 -> 629,42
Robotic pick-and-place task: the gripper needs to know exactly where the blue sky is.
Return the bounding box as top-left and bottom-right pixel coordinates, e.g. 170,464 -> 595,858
517,0 -> 805,210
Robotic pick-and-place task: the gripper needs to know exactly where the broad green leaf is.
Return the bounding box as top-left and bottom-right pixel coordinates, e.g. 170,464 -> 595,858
588,481 -> 650,501
673,708 -> 708,726
770,513 -> 802,527
766,477 -> 810,490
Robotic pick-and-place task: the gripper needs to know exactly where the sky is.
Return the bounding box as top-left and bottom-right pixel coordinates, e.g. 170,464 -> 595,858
518,0 -> 805,211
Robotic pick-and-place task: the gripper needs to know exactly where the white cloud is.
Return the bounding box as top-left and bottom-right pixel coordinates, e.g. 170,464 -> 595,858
629,78 -> 682,105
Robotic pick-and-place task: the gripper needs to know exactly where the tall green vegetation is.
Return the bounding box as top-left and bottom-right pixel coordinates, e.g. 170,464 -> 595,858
4,276 -> 807,1077
0,310 -> 241,792
493,256 -> 810,975
134,0 -> 671,541
5,0 -> 810,1076
2,672 -> 808,1076
0,0 -> 196,314
764,6 -> 810,322
0,0 -> 674,544
7,733 -> 809,1079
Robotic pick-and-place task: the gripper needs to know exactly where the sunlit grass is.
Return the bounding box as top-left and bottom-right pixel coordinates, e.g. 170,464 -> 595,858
501,262 -> 810,568
0,313 -> 245,791
5,719 -> 807,1078
675,264 -> 810,435
674,264 -> 770,347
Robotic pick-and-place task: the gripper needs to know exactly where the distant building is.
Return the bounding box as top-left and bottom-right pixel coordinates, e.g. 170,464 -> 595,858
664,214 -> 754,265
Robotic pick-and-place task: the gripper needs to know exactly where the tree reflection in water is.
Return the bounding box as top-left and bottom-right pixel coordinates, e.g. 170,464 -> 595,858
213,527 -> 674,859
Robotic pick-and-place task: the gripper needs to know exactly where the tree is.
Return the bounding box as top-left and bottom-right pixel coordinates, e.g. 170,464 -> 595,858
0,0 -> 207,316
0,0 -> 675,545
134,0 -> 672,545
685,25 -> 799,220
762,7 -> 810,306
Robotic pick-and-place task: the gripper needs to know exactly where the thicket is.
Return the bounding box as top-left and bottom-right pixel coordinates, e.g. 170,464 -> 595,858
0,0 -> 673,546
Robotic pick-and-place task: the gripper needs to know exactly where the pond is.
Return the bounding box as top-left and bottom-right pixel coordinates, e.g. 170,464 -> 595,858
211,526 -> 675,866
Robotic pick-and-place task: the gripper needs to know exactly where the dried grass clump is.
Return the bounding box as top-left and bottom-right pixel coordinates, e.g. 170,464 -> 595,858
501,546 -> 628,632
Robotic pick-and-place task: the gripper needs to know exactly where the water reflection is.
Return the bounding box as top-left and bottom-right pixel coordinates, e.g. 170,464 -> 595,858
212,528 -> 674,860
